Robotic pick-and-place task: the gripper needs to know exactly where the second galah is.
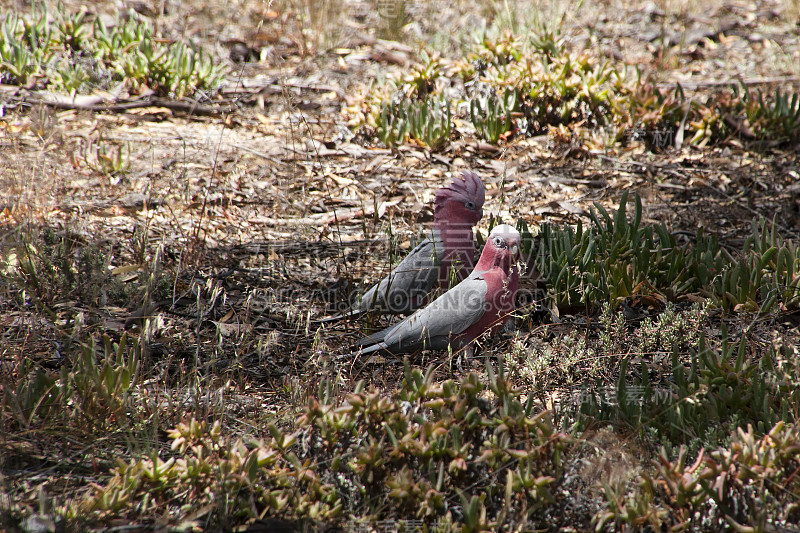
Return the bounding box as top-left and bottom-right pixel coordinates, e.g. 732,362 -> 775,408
333,171 -> 485,319
354,224 -> 520,356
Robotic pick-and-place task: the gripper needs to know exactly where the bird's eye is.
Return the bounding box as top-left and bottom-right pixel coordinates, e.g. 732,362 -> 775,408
493,236 -> 505,247
465,201 -> 476,210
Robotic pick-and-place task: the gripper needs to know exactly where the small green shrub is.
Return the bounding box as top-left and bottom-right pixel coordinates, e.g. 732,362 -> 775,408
469,88 -> 517,143
67,334 -> 141,431
596,420 -> 800,531
406,96 -> 452,150
374,95 -> 452,150
351,25 -> 800,150
573,333 -> 799,451
79,135 -> 132,179
0,2 -> 224,97
721,84 -> 800,144
534,194 -> 798,315
406,53 -> 442,98
1,333 -> 141,433
534,192 -> 711,310
375,98 -> 410,148
4,226 -> 129,314
641,421 -> 800,531
464,35 -> 629,136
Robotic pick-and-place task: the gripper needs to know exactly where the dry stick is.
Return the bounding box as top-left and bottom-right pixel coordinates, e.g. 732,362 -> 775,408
656,75 -> 800,90
225,80 -> 345,98
14,79 -> 346,116
19,95 -> 235,116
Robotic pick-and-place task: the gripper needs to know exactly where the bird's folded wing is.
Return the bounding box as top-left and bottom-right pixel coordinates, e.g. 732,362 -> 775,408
380,275 -> 489,346
356,236 -> 442,314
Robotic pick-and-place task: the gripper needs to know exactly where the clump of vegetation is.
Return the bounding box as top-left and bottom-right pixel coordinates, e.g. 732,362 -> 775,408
375,95 -> 452,150
467,31 -> 800,149
712,217 -> 800,313
2,332 -> 141,441
469,88 -> 517,143
618,82 -> 800,149
78,135 -> 131,180
1,224 -> 169,319
369,55 -> 453,150
472,33 -> 627,136
80,363 -> 569,529
507,301 -> 712,392
570,324 -> 800,448
595,419 -> 800,531
0,2 -> 224,97
509,303 -> 800,530
534,192 -> 800,314
354,28 -> 800,151
4,225 -> 120,311
375,98 -> 411,148
405,96 -> 452,150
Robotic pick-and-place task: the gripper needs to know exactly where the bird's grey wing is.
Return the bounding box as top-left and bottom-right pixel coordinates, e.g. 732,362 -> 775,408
356,235 -> 443,315
379,276 -> 489,352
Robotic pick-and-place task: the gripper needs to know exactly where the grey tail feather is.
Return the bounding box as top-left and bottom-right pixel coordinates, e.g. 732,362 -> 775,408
353,342 -> 387,357
334,340 -> 389,362
354,330 -> 389,348
310,309 -> 364,324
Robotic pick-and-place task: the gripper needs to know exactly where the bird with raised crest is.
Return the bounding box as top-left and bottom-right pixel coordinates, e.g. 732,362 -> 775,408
353,223 -> 520,357
321,171 -> 486,321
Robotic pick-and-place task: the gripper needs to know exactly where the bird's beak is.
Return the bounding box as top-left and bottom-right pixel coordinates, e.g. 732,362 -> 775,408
510,243 -> 520,260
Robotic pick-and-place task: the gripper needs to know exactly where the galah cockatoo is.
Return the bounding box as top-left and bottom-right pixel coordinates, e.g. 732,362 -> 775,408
328,171 -> 485,319
354,224 -> 520,356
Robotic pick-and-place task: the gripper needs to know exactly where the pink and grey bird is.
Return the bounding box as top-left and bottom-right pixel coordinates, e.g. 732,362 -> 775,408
354,224 -> 520,356
332,171 -> 485,318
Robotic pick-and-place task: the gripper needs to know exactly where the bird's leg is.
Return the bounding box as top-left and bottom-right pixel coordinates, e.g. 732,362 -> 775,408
456,344 -> 475,373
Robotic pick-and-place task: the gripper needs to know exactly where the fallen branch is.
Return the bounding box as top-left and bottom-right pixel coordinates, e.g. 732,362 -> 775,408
656,75 -> 800,90
11,92 -> 236,116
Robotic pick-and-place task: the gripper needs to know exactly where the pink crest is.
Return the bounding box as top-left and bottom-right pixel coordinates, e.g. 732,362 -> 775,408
435,171 -> 486,211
